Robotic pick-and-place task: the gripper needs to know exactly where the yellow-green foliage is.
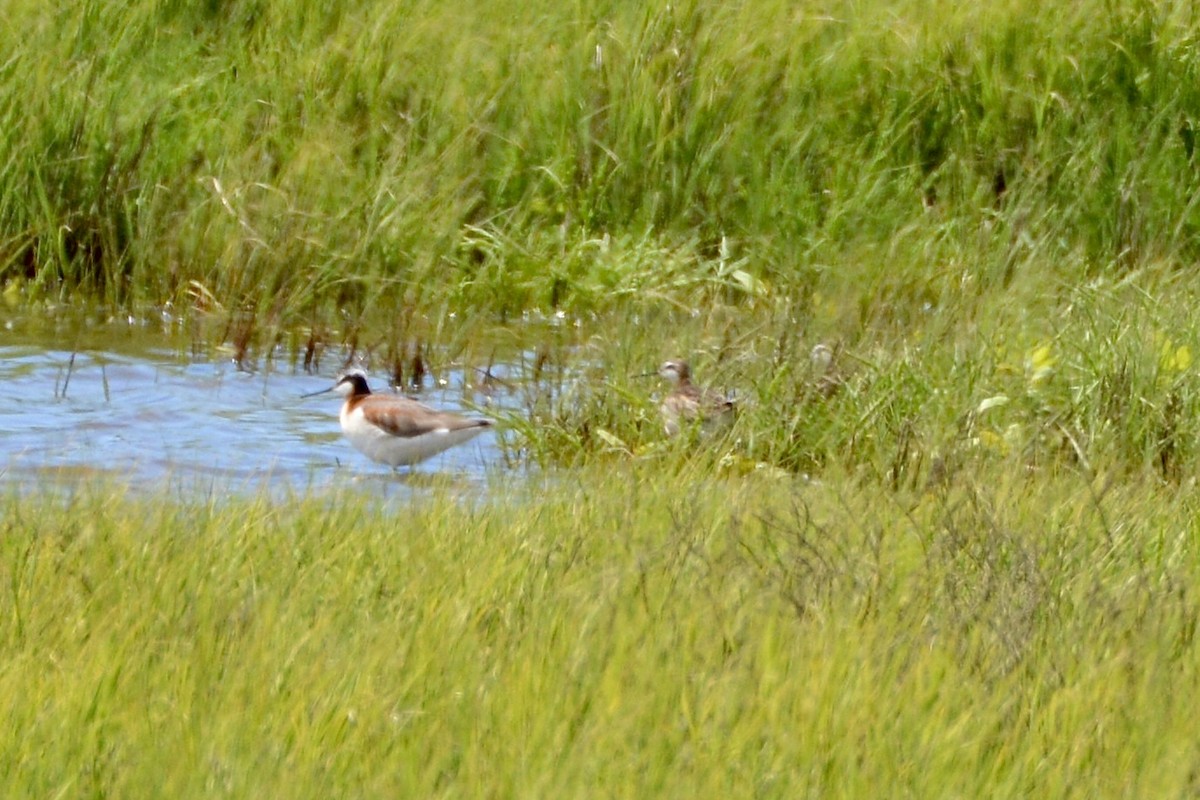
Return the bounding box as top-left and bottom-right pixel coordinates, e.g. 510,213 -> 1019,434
5,1 -> 1200,793
2,466 -> 1199,796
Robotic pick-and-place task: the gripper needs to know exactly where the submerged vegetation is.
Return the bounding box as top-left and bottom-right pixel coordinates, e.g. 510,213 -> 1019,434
4,0 -> 1200,794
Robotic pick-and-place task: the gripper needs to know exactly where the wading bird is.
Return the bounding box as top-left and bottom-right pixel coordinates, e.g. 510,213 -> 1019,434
304,370 -> 493,468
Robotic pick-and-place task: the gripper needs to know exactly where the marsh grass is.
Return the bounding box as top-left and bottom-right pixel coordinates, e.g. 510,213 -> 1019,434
3,465 -> 1199,796
6,1 -> 1200,792
7,0 -> 1200,478
5,0 -> 1200,322
460,264 -> 1200,486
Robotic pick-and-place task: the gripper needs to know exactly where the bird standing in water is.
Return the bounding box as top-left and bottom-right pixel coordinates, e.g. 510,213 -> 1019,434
304,370 -> 493,468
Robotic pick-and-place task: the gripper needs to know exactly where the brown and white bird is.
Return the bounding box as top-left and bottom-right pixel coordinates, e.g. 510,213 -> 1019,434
653,359 -> 736,437
305,370 -> 493,468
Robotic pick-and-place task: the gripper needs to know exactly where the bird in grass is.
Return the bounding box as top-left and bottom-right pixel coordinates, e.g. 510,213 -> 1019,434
651,359 -> 736,437
304,370 -> 493,468
807,342 -> 844,398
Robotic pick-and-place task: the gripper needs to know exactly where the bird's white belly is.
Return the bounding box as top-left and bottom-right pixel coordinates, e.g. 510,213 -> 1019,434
340,405 -> 486,467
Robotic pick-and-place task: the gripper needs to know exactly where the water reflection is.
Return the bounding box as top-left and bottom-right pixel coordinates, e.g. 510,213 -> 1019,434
0,343 -> 507,498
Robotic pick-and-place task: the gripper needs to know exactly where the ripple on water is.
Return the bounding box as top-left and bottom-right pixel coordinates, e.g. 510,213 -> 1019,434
0,344 -> 507,500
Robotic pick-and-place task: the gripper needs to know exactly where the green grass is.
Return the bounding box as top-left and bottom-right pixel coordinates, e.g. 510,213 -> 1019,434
5,0 -> 1200,794
489,265 -> 1200,483
5,0 -> 1200,324
2,466 -> 1199,797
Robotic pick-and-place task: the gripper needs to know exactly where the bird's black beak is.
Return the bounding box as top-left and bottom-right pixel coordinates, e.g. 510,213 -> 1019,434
300,386 -> 334,399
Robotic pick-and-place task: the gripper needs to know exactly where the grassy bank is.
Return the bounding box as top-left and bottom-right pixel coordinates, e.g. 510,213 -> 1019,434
2,466 -> 1198,797
3,0 -> 1200,325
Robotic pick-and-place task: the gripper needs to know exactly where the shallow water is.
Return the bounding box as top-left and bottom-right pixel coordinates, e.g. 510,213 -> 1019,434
0,321 -> 514,499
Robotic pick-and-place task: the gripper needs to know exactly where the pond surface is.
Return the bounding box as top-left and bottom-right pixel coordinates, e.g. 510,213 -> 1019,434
0,315 -> 518,499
